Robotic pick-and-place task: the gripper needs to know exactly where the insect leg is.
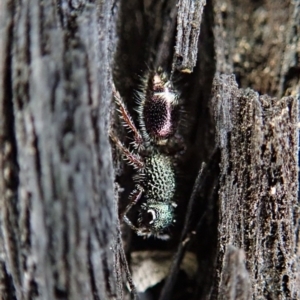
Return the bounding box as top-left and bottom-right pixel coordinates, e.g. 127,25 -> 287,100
122,185 -> 144,232
110,132 -> 144,169
112,84 -> 144,150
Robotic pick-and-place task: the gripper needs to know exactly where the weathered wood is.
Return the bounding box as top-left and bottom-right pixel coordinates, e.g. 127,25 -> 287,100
212,75 -> 298,299
0,0 -> 299,299
210,1 -> 299,298
0,0 -> 119,299
219,245 -> 252,300
173,0 -> 206,73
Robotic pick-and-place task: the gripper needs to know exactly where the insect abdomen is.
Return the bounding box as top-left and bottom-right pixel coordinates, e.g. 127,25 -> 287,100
138,71 -> 179,144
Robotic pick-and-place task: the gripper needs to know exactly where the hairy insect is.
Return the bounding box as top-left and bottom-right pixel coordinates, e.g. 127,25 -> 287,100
136,70 -> 180,146
110,69 -> 181,239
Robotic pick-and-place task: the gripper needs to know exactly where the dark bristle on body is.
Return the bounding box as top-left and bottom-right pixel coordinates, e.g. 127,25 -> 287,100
144,97 -> 173,140
140,71 -> 180,143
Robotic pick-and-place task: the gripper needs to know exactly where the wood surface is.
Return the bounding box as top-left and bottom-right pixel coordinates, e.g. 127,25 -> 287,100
0,0 -> 298,299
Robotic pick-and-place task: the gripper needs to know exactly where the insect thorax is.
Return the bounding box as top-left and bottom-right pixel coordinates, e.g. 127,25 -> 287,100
143,153 -> 175,202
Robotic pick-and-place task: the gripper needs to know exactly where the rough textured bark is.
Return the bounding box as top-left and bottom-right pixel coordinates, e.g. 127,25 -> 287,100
0,1 -> 118,299
0,0 -> 299,300
211,75 -> 298,300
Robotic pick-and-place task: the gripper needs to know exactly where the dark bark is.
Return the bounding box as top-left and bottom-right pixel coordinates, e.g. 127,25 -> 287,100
0,0 -> 299,300
211,75 -> 298,300
0,1 -> 118,299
